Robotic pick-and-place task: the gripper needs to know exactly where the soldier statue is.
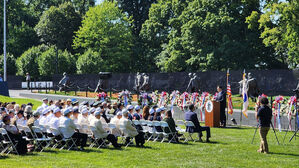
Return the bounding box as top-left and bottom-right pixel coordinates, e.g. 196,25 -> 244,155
58,72 -> 71,91
239,72 -> 260,101
186,73 -> 200,93
140,73 -> 150,92
95,72 -> 104,93
135,72 -> 142,93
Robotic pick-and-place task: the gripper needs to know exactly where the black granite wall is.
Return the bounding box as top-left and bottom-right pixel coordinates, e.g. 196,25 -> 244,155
51,69 -> 299,96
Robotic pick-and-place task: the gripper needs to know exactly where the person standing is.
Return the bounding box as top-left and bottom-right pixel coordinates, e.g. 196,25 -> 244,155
255,97 -> 272,154
26,73 -> 31,90
215,86 -> 226,127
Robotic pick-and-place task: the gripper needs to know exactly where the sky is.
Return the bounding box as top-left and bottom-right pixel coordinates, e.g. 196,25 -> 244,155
96,0 -> 104,5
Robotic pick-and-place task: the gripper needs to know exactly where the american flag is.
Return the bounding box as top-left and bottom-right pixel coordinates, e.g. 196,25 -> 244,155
227,83 -> 233,114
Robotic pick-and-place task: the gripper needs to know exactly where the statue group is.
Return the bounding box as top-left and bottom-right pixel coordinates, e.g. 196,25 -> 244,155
239,72 -> 260,100
135,73 -> 150,93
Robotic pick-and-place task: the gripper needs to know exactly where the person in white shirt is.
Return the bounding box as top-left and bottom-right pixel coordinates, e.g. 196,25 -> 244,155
110,112 -> 122,137
48,108 -> 63,140
39,107 -> 51,133
41,98 -> 49,108
88,107 -> 96,122
59,108 -> 87,150
78,108 -> 90,135
119,110 -> 145,147
90,111 -> 120,148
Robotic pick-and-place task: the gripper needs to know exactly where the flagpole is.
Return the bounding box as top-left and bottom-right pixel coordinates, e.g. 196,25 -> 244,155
3,0 -> 7,81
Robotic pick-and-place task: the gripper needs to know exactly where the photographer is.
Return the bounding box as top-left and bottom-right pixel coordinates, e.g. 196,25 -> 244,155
255,97 -> 272,154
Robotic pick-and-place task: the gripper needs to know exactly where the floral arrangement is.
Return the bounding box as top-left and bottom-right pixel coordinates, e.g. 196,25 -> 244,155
151,91 -> 159,104
191,92 -> 200,106
272,95 -> 284,131
158,91 -> 169,107
178,92 -> 190,110
118,90 -> 132,106
98,92 -> 107,101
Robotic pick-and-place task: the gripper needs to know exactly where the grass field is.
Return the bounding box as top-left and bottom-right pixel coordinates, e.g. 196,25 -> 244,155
0,126 -> 298,168
0,96 -> 42,110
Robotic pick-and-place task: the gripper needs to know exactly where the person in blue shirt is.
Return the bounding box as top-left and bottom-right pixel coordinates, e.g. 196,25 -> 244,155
133,105 -> 142,120
185,104 -> 211,142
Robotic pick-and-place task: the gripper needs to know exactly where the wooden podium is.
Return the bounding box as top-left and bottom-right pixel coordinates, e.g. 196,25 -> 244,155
205,100 -> 220,127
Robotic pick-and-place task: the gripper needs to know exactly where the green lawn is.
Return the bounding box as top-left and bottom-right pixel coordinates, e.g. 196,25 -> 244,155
0,126 -> 298,168
0,96 -> 42,110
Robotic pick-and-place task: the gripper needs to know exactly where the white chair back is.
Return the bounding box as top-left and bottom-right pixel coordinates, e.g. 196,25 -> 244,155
185,121 -> 195,127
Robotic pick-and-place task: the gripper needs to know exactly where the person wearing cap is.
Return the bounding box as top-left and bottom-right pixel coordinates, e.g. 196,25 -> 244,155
2,115 -> 28,154
153,108 -> 163,132
97,107 -> 110,132
90,111 -> 120,148
14,104 -> 20,113
71,107 -> 80,125
149,108 -> 155,121
65,99 -> 72,109
110,102 -> 118,115
59,108 -> 87,150
39,107 -> 51,133
27,111 -> 41,137
110,112 -> 122,137
159,106 -> 166,119
133,105 -> 142,120
185,104 -> 211,142
42,98 -> 49,108
88,107 -> 96,122
127,105 -> 134,121
119,110 -> 145,147
24,105 -> 33,119
48,107 -> 63,141
78,108 -> 90,135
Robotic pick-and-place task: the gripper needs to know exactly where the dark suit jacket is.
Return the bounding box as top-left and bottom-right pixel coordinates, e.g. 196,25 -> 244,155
216,91 -> 226,109
185,110 -> 200,133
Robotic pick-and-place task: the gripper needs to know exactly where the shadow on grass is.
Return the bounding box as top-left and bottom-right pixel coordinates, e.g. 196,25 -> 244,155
270,152 -> 299,157
0,155 -> 9,159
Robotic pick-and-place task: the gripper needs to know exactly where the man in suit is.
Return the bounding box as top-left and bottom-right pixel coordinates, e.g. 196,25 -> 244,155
90,111 -> 120,148
215,85 -> 227,127
119,110 -> 145,147
185,104 -> 211,142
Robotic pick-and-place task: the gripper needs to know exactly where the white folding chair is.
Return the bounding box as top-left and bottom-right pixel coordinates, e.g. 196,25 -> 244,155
160,121 -> 178,143
31,126 -> 52,152
185,121 -> 197,142
58,126 -> 78,151
0,128 -> 19,155
89,126 -> 107,149
146,121 -> 156,142
118,124 -> 134,148
176,120 -> 187,141
152,121 -> 163,142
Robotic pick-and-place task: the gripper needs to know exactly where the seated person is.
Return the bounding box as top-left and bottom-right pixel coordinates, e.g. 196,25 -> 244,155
2,115 -> 28,154
49,108 -> 63,141
185,104 -> 211,142
27,111 -> 42,138
90,111 -> 120,148
119,110 -> 145,147
153,108 -> 163,132
78,108 -> 91,135
133,105 -> 142,120
59,108 -> 87,150
127,105 -> 134,121
110,112 -> 122,137
163,110 -> 179,142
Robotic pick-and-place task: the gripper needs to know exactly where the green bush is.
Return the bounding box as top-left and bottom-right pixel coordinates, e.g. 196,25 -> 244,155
0,53 -> 17,75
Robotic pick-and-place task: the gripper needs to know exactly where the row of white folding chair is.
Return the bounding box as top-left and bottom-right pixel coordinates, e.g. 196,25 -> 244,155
0,128 -> 19,155
134,120 -> 176,143
175,120 -> 197,142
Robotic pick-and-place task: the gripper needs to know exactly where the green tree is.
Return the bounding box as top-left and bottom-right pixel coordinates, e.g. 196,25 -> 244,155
73,1 -> 133,72
16,45 -> 49,78
35,2 -> 81,52
37,46 -> 76,76
247,0 -> 299,68
0,0 -> 39,59
26,0 -> 95,16
142,0 -> 285,72
0,53 -> 16,75
76,49 -> 104,74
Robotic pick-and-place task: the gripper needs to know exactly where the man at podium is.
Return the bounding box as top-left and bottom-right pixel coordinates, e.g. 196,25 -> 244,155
215,86 -> 226,127
185,104 -> 211,142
